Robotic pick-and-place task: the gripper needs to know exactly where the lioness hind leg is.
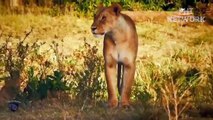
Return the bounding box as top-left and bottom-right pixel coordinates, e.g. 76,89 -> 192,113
105,62 -> 118,108
120,62 -> 136,107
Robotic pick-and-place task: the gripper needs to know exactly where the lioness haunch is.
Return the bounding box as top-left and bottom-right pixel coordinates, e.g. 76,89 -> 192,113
91,3 -> 138,108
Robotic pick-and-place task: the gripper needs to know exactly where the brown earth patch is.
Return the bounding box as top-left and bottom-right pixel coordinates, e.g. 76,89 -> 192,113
122,11 -> 170,23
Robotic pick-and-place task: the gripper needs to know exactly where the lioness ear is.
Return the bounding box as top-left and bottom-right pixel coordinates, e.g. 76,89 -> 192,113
111,3 -> 121,16
97,3 -> 104,10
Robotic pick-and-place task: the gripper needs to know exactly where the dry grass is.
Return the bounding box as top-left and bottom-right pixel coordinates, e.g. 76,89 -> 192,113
1,13 -> 212,57
0,12 -> 213,120
0,14 -> 96,52
0,98 -> 166,120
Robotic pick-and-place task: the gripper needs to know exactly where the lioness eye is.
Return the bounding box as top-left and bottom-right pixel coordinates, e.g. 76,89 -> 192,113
102,16 -> 106,21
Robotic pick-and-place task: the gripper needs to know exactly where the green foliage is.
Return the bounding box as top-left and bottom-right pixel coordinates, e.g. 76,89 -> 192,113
25,67 -> 40,100
73,0 -> 180,13
48,5 -> 61,17
21,67 -> 70,101
140,0 -> 165,11
47,70 -> 70,92
74,0 -> 130,14
0,0 -> 184,16
132,61 -> 156,103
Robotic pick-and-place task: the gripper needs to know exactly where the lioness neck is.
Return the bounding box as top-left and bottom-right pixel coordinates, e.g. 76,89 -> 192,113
109,14 -> 136,44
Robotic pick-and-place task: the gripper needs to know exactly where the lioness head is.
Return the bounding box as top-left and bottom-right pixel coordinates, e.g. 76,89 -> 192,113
91,4 -> 122,37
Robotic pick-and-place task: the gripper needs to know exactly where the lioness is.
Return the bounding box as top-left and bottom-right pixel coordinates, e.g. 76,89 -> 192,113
91,3 -> 138,108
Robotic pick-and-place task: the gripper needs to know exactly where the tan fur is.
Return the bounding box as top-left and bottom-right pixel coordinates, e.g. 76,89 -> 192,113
0,70 -> 21,106
91,4 -> 138,108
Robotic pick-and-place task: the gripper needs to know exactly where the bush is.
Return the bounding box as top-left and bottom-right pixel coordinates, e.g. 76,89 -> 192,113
0,0 -> 184,16
133,46 -> 213,119
70,40 -> 106,101
20,67 -> 70,101
0,31 -> 106,105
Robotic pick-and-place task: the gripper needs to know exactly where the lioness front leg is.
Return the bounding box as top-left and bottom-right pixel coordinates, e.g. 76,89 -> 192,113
105,59 -> 118,108
121,61 -> 136,107
91,3 -> 138,108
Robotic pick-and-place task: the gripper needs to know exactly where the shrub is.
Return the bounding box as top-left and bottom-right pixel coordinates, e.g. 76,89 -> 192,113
20,67 -> 70,101
70,40 -> 106,102
134,46 -> 213,120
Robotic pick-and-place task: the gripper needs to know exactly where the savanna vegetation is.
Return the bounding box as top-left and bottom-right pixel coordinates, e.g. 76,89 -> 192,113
0,0 -> 213,120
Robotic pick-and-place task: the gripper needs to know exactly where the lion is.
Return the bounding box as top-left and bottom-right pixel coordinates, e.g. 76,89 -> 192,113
91,3 -> 138,108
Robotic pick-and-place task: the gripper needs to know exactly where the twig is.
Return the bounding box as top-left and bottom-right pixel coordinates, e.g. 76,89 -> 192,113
80,97 -> 88,111
164,94 -> 172,120
6,34 -> 12,42
22,28 -> 33,42
179,101 -> 189,116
